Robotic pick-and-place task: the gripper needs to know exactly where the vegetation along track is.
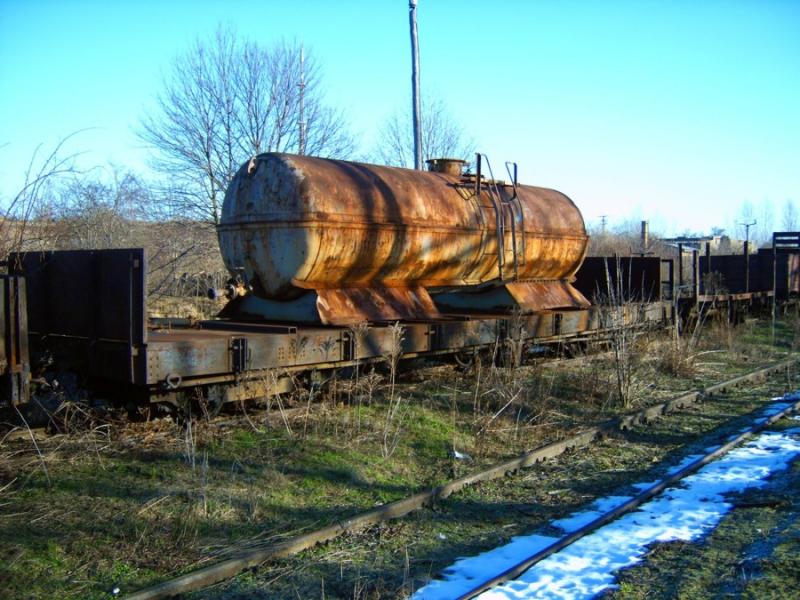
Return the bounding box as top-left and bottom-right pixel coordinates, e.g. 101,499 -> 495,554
122,357 -> 799,600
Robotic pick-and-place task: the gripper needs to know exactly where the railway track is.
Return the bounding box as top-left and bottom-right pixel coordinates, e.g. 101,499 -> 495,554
445,392 -> 800,599
121,357 -> 799,600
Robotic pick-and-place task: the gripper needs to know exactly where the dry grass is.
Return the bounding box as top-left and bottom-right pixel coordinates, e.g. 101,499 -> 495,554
381,322 -> 407,459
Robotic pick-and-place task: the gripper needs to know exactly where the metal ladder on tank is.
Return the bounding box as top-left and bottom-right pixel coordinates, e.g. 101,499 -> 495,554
475,153 -> 526,281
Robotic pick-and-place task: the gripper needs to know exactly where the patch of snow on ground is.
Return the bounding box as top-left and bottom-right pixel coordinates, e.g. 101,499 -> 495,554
413,401 -> 800,600
416,535 -> 560,600
549,496 -> 632,534
664,454 -> 704,476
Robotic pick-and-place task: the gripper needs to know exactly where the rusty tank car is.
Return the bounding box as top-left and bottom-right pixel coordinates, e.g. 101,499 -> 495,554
217,153 -> 590,325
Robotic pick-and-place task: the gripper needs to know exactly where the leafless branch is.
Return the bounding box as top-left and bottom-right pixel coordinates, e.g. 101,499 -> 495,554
373,96 -> 474,168
138,26 -> 356,225
0,132 -> 85,257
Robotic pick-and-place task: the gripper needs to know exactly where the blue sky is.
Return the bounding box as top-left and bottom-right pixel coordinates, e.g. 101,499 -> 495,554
1,0 -> 798,235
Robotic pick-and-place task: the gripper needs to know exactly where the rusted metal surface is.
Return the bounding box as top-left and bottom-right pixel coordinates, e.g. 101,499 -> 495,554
144,300 -> 671,392
697,255 -> 750,294
425,158 -> 466,176
220,286 -> 442,325
10,249 -> 146,345
0,275 -> 30,405
696,291 -> 773,302
318,286 -> 441,325
434,280 -> 590,314
6,248 -> 674,402
218,153 -> 588,321
146,325 -> 349,385
756,250 -> 799,298
9,249 -> 147,384
772,231 -> 800,252
573,256 -> 663,302
222,374 -> 293,403
697,252 -> 800,298
505,281 -> 591,311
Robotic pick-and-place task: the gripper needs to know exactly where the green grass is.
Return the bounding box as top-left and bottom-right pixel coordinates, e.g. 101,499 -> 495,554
608,460 -> 800,600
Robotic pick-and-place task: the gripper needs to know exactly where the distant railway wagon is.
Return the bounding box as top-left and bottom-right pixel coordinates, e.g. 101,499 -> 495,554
698,250 -> 800,298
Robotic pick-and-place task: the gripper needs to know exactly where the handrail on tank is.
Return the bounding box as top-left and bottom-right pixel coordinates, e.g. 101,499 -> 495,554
505,161 -> 527,269
477,153 -> 521,281
475,154 -> 499,278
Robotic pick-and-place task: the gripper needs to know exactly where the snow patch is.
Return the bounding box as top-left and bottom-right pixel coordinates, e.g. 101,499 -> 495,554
413,395 -> 800,600
551,496 -> 632,533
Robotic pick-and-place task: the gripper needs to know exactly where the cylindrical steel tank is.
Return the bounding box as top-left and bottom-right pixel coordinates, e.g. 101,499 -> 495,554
218,153 -> 588,300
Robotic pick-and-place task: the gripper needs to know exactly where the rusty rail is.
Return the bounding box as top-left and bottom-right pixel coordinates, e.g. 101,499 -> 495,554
122,357 -> 798,600
455,391 -> 800,599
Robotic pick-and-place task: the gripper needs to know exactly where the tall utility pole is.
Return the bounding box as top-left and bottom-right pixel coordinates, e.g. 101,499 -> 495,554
409,0 -> 422,170
298,45 -> 306,155
740,220 -> 756,245
739,220 -> 757,294
640,220 -> 649,254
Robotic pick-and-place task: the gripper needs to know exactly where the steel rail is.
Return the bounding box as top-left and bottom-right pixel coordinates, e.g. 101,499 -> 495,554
455,392 -> 800,600
121,357 -> 797,600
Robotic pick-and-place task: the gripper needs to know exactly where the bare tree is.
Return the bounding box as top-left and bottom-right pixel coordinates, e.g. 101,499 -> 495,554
757,199 -> 775,246
782,198 -> 798,231
139,27 -> 355,224
735,200 -> 757,242
374,96 -> 474,168
41,169 -> 225,296
0,134 -> 82,257
586,218 -> 661,257
49,168 -> 155,249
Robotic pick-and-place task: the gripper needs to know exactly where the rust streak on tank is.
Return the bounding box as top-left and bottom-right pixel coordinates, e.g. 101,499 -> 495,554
218,153 -> 589,308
